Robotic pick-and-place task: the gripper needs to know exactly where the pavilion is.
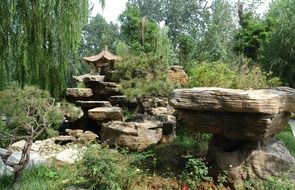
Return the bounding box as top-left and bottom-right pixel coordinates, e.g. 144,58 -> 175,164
83,46 -> 122,75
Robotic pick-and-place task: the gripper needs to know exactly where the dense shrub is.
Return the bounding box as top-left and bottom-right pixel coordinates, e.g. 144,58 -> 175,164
180,155 -> 212,188
189,61 -> 236,88
189,61 -> 281,89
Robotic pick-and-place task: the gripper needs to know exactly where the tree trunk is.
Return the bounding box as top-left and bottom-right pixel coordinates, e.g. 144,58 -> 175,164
12,137 -> 33,189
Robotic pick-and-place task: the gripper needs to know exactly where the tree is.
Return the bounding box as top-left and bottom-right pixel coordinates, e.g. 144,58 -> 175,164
128,0 -> 164,22
0,86 -> 64,188
260,0 -> 295,87
0,0 -> 89,98
119,5 -> 161,54
233,12 -> 271,61
197,0 -> 235,62
116,6 -> 175,112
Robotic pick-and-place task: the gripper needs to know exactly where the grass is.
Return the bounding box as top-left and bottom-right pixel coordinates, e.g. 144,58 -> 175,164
0,163 -> 76,190
276,125 -> 295,157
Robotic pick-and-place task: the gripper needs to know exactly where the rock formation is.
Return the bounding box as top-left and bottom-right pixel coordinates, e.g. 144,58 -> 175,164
170,87 -> 295,183
64,58 -> 181,151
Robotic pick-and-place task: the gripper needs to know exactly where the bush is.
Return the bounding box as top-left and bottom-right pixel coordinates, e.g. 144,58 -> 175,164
180,155 -> 212,188
189,61 -> 281,89
76,147 -> 140,190
189,61 -> 236,88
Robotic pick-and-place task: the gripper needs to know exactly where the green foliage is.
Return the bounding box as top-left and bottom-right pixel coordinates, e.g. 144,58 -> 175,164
239,175 -> 295,190
119,5 -> 160,54
174,128 -> 211,150
235,65 -> 281,89
76,147 -> 140,190
0,0 -> 89,97
260,0 -> 295,87
180,155 -> 212,188
177,34 -> 195,70
0,164 -> 74,190
116,8 -> 176,100
189,61 -> 236,88
276,125 -> 295,157
234,12 -> 271,61
80,14 -> 119,56
189,61 -> 281,89
0,86 -> 64,145
263,175 -> 295,190
115,54 -> 175,100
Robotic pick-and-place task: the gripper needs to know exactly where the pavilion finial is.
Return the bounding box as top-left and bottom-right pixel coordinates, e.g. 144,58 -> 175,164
104,45 -> 108,51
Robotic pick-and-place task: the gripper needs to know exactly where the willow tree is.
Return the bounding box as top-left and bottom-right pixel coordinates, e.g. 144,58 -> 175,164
0,0 -> 89,97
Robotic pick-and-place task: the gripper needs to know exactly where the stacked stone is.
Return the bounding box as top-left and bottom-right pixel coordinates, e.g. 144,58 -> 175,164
65,71 -> 176,150
170,87 -> 295,183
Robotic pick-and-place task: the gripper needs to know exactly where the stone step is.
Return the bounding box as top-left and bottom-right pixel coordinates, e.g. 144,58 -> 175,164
65,88 -> 93,98
88,107 -> 123,121
75,101 -> 112,109
73,74 -> 105,82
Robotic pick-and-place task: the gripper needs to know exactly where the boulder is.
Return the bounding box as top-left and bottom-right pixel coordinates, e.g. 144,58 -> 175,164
170,87 -> 295,114
54,136 -> 77,144
208,136 -> 295,183
168,65 -> 189,86
101,121 -> 163,150
0,148 -> 12,160
65,129 -> 98,142
9,140 -> 26,151
88,107 -> 123,121
55,148 -> 80,164
151,106 -> 175,116
79,131 -> 98,142
6,151 -> 45,169
0,157 -> 5,176
86,81 -> 122,100
65,88 -> 93,101
75,101 -> 112,109
65,129 -> 84,137
73,74 -> 105,83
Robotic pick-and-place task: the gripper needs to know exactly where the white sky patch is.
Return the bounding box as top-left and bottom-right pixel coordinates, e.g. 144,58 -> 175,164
90,0 -> 128,23
90,0 -> 271,23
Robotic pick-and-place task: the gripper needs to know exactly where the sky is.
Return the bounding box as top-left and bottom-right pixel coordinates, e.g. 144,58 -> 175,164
90,0 -> 271,23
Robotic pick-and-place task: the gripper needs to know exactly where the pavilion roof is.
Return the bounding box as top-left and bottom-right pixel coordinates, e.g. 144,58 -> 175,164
83,49 -> 122,63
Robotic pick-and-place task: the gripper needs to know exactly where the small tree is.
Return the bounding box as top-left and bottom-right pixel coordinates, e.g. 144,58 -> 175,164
0,86 -> 64,189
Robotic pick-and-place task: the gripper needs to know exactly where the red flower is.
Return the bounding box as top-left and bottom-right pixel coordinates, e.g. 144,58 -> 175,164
181,185 -> 188,190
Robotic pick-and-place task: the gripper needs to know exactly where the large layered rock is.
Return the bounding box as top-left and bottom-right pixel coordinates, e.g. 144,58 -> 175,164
170,87 -> 295,140
101,121 -> 163,150
88,107 -> 123,121
170,87 -> 295,114
170,87 -> 295,183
